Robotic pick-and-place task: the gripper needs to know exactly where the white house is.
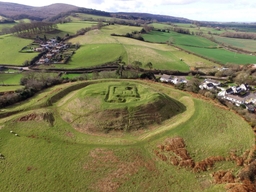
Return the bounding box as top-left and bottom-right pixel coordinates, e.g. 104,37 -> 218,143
171,77 -> 187,85
160,74 -> 172,83
223,94 -> 245,106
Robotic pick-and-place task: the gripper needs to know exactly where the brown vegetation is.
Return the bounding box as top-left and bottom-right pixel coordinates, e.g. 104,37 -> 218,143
155,137 -> 255,191
16,112 -> 55,126
84,148 -> 157,192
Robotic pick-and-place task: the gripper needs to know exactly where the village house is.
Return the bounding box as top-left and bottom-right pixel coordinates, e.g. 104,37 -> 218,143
160,74 -> 172,83
171,76 -> 187,85
199,79 -> 221,90
217,83 -> 254,109
37,57 -> 49,64
160,74 -> 187,84
34,47 -> 45,52
46,53 -> 54,59
223,94 -> 245,106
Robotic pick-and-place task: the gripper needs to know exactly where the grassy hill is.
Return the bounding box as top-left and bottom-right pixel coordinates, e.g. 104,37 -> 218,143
59,81 -> 186,132
0,80 -> 254,191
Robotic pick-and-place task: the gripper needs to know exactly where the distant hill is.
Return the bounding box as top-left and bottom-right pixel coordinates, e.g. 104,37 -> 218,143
112,12 -> 191,23
0,2 -> 191,23
0,2 -> 78,20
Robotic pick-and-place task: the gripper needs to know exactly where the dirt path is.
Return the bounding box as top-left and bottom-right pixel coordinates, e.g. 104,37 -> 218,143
57,89 -> 80,107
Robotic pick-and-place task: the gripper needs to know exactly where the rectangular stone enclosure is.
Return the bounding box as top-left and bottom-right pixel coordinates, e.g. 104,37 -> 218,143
106,85 -> 140,103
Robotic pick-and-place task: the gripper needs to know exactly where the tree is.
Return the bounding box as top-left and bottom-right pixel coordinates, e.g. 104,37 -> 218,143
43,35 -> 47,42
185,77 -> 200,93
145,62 -> 153,70
97,21 -> 103,29
132,61 -> 142,69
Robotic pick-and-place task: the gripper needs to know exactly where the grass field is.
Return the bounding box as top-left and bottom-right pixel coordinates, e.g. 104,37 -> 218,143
143,30 -> 217,47
0,73 -> 23,85
0,85 -> 23,92
0,79 -> 254,191
0,35 -> 38,65
57,21 -> 98,35
64,25 -> 221,71
214,35 -> 256,52
64,43 -> 126,68
143,30 -> 256,64
179,45 -> 256,64
0,23 -> 220,70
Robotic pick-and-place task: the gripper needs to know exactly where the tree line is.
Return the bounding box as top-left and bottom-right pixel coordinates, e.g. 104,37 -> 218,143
1,22 -> 57,35
0,72 -> 63,108
220,32 -> 256,40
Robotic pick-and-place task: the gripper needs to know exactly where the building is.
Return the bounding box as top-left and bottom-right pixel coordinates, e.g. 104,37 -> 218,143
223,94 -> 245,106
160,74 -> 172,83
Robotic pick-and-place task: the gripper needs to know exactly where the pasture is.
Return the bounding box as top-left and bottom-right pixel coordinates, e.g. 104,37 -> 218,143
0,79 -> 254,191
0,23 -> 219,71
143,30 -> 218,47
143,30 -> 256,64
0,73 -> 23,85
179,45 -> 256,64
57,21 -> 98,35
65,25 -> 221,71
0,85 -> 23,93
214,35 -> 256,52
66,43 -> 126,68
0,35 -> 37,65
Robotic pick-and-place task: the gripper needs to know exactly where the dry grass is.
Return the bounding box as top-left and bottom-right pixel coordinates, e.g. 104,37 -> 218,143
85,148 -> 157,192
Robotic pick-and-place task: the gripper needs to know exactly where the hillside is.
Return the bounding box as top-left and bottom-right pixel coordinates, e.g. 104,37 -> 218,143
0,2 -> 191,23
112,12 -> 191,23
0,2 -> 78,20
0,80 -> 254,191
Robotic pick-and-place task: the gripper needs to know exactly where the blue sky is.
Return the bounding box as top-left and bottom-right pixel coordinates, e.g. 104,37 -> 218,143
1,0 -> 256,22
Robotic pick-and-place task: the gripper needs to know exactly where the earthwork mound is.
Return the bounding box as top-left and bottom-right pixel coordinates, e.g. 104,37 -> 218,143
58,81 -> 186,133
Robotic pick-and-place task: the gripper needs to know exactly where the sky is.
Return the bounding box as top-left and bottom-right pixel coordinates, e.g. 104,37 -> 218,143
1,0 -> 256,22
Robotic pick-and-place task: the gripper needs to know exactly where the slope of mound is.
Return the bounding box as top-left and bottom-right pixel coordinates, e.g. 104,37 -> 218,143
58,81 -> 186,133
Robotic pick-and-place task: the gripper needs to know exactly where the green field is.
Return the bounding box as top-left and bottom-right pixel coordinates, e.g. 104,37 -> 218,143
0,35 -> 38,65
0,80 -> 254,191
0,23 -> 219,71
0,85 -> 23,92
57,21 -> 98,35
143,30 -> 256,64
214,35 -> 256,52
0,73 -> 23,85
61,43 -> 126,68
143,30 -> 217,47
179,45 -> 256,64
63,25 -> 222,71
